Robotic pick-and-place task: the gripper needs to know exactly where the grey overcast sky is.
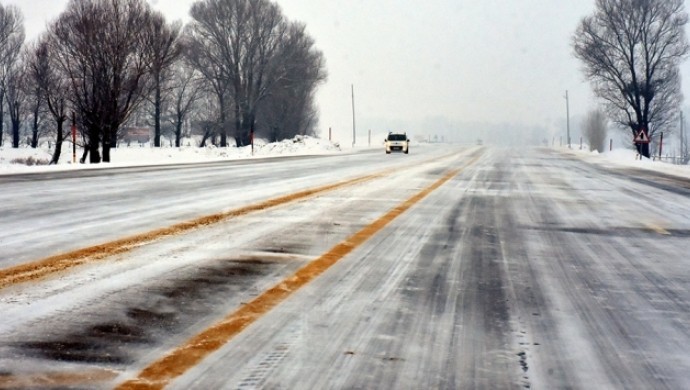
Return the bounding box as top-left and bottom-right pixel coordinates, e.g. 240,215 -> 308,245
4,0 -> 690,144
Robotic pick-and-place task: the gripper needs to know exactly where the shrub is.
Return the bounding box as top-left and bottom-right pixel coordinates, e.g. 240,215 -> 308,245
10,156 -> 50,166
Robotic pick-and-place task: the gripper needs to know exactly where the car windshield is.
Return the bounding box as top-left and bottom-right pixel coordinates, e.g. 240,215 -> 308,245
387,134 -> 406,141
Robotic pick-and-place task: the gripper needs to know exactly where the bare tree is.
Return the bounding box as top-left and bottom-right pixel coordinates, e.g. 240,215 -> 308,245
49,0 -> 157,163
191,90 -> 221,147
185,0 -> 326,147
184,0 -> 235,147
20,46 -> 49,149
26,77 -> 46,149
167,61 -> 202,147
145,13 -> 183,147
232,0 -> 287,146
0,4 -> 24,147
27,37 -> 71,164
5,60 -> 26,148
573,0 -> 690,158
258,22 -> 326,141
583,109 -> 608,153
185,0 -> 287,148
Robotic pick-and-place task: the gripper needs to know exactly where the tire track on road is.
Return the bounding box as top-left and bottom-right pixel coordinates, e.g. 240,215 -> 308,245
0,150 -> 482,292
0,174 -> 377,291
115,154 -> 483,390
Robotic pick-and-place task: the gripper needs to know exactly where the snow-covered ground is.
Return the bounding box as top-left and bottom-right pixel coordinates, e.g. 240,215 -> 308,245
557,145 -> 690,179
0,135 -> 344,174
2,136 -> 688,178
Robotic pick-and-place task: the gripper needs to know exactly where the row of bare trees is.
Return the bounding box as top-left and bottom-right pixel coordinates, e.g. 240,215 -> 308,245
0,4 -> 25,149
0,0 -> 326,163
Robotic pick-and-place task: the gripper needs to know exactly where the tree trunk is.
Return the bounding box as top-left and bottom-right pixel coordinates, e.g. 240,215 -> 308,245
89,127 -> 101,163
0,94 -> 4,147
11,119 -> 20,148
175,116 -> 182,147
103,143 -> 111,162
198,123 -> 209,147
31,112 -> 39,148
154,86 -> 161,147
10,100 -> 21,148
640,143 -> 650,158
234,100 -> 241,147
219,94 -> 227,147
102,130 -> 111,163
237,112 -> 255,146
51,120 -> 65,165
80,146 -> 89,164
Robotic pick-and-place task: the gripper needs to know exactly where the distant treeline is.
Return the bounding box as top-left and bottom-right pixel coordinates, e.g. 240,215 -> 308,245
0,0 -> 327,163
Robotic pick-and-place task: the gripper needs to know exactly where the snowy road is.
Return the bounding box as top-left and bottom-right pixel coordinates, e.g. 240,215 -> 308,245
0,146 -> 689,389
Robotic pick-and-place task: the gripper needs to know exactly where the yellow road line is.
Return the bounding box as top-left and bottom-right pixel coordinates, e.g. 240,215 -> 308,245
0,174 -> 379,290
116,155 -> 480,390
0,150 -> 472,291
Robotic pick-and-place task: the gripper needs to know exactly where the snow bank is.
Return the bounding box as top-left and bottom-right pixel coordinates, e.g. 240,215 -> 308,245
0,135 -> 342,175
558,146 -> 690,180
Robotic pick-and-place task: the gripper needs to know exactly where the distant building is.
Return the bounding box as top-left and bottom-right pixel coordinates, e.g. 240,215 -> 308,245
121,127 -> 151,145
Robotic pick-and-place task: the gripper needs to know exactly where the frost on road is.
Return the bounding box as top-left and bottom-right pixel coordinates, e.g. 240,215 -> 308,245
0,146 -> 688,389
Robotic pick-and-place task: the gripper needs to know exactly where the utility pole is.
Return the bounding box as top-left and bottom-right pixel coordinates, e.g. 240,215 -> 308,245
565,90 -> 571,149
681,111 -> 685,158
351,84 -> 356,148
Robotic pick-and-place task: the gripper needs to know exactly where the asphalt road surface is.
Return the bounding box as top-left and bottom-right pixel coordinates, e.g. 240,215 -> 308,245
0,146 -> 688,389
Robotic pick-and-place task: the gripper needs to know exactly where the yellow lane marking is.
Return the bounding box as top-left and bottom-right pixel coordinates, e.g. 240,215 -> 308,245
0,149 -> 473,291
116,155 -> 480,390
0,174 -> 380,290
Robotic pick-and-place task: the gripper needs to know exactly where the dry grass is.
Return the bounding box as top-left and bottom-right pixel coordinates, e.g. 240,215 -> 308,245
10,156 -> 51,166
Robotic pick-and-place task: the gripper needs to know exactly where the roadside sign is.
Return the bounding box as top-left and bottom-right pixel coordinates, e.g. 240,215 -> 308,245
634,129 -> 650,144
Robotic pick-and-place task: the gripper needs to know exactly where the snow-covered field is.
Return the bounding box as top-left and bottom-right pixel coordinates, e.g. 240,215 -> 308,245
561,145 -> 690,179
0,135 -> 344,174
2,137 -> 688,181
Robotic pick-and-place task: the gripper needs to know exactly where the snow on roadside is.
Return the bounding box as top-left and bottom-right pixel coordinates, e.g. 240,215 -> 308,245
0,135 -> 342,175
4,137 -> 687,181
557,146 -> 690,180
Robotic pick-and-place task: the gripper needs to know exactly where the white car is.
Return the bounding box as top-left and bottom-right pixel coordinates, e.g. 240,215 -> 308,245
385,132 -> 410,154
